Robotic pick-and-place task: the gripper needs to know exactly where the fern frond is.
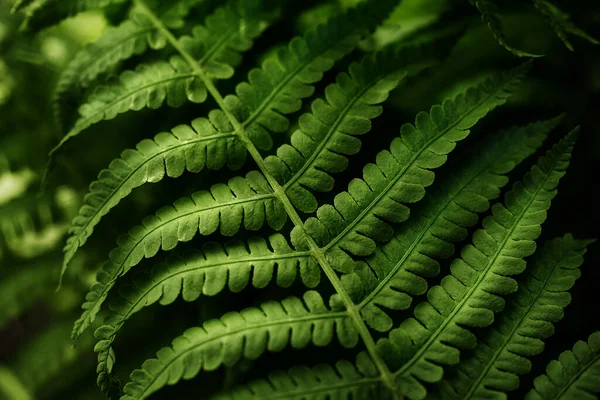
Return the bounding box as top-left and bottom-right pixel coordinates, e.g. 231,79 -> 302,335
50,0 -> 278,162
224,0 -> 398,150
23,0 -> 129,31
435,234 -> 593,399
354,117 -> 561,332
93,234 -> 319,395
72,171 -> 286,339
291,63 -> 529,274
526,331 -> 600,400
120,291 -> 356,400
0,260 -> 59,328
57,0 -> 397,274
212,353 -> 386,400
264,42 -> 441,214
377,129 -> 578,400
474,0 -> 543,58
61,115 -> 242,278
534,0 -> 599,51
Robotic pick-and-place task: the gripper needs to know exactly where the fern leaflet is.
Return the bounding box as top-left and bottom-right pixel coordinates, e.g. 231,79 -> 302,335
534,0 -> 599,51
53,1 -> 203,127
526,331 -> 600,400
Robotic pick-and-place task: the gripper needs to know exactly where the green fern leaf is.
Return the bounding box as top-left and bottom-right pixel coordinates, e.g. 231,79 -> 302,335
23,0 -> 129,30
93,233 -> 319,395
353,117 -> 561,332
534,0 -> 599,52
264,42 -> 442,213
526,331 -> 600,400
435,234 -> 593,399
178,0 -> 280,82
224,0 -> 398,150
291,63 -> 529,274
49,0 -> 277,163
212,353 -> 386,400
120,291 -> 356,400
61,115 -> 242,281
474,0 -> 544,58
72,170 -> 285,339
377,128 -> 578,400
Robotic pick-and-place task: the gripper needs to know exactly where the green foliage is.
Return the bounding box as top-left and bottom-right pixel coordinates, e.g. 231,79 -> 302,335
2,0 -> 599,399
526,331 -> 600,400
472,0 -> 598,56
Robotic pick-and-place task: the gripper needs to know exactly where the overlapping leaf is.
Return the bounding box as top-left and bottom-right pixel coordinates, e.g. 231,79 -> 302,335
377,129 -> 578,400
435,234 -> 592,399
351,117 -> 561,332
264,42 -> 442,213
53,1 -> 201,127
292,63 -> 530,274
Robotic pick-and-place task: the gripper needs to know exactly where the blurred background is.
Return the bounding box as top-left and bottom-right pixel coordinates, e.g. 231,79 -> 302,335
0,0 -> 598,398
